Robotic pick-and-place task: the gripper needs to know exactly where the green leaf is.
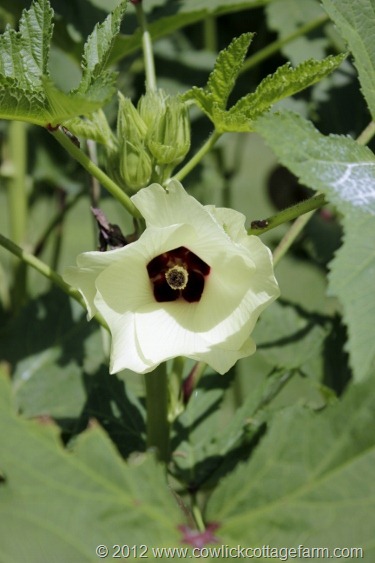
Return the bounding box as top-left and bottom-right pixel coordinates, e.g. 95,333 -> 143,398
0,373 -> 183,562
254,300 -> 328,372
171,372 -> 234,488
78,1 -> 126,95
182,33 -> 254,116
0,0 -> 125,126
207,33 -> 254,109
206,377 -> 375,554
222,54 -> 346,131
183,51 -> 345,132
255,110 -> 375,380
1,289 -> 146,458
321,0 -> 375,119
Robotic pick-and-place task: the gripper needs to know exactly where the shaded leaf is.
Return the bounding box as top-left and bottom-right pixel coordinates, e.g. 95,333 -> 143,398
0,289 -> 145,458
206,377 -> 375,555
254,299 -> 328,372
171,372 -> 234,489
0,372 -> 182,562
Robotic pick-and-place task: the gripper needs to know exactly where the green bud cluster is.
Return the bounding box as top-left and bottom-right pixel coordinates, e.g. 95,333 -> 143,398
106,89 -> 191,193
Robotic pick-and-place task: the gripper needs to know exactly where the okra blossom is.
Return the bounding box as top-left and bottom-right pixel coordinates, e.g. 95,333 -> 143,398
63,181 -> 279,374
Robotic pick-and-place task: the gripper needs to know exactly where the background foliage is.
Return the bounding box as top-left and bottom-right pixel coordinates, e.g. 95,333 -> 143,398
0,0 -> 374,560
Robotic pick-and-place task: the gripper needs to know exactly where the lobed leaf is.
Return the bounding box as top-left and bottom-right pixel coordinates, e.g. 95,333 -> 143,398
206,32 -> 254,109
206,376 -> 375,554
322,0 -> 375,119
255,110 -> 375,380
221,54 -> 346,131
0,0 -> 126,126
1,289 -> 145,458
0,372 -> 182,562
183,50 -> 345,133
78,1 -> 126,94
19,0 -> 53,81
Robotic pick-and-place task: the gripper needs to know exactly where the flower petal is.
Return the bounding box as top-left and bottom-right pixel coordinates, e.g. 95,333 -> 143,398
192,336 -> 256,374
135,300 -> 211,366
94,223 -> 199,372
63,248 -> 128,318
205,205 -> 248,243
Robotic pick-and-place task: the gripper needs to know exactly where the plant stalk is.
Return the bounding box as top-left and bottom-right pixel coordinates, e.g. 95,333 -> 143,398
144,363 -> 170,463
135,1 -> 157,91
7,120 -> 28,307
0,233 -> 108,329
173,130 -> 222,183
248,193 -> 326,236
50,127 -> 142,219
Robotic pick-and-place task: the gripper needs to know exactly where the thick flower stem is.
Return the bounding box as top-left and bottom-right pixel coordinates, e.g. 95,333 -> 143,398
50,127 -> 142,219
144,364 -> 170,463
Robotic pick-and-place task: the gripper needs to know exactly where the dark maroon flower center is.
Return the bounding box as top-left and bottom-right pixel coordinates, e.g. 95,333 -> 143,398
147,246 -> 210,303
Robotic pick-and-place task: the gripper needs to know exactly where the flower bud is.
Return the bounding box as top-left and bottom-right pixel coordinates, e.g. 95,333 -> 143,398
117,92 -> 147,145
147,97 -> 190,166
138,89 -> 166,130
119,140 -> 152,192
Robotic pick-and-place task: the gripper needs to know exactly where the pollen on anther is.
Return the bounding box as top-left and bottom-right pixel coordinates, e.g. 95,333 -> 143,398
165,265 -> 188,290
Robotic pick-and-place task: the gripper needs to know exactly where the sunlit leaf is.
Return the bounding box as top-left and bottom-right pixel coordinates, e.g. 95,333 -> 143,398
0,0 -> 125,126
183,43 -> 345,132
255,110 -> 375,380
322,0 -> 375,119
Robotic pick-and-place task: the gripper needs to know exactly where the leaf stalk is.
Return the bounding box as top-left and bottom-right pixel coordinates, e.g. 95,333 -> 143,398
50,127 -> 142,218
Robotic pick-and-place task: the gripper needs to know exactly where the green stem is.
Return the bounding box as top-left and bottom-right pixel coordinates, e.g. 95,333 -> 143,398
248,193 -> 326,236
273,207 -> 317,267
173,130 -> 222,183
191,495 -> 205,532
241,14 -> 329,75
0,232 -> 108,329
8,121 -> 27,246
50,127 -> 142,219
144,363 -> 170,463
203,16 -> 218,53
135,1 -> 157,91
7,120 -> 28,307
356,120 -> 375,146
